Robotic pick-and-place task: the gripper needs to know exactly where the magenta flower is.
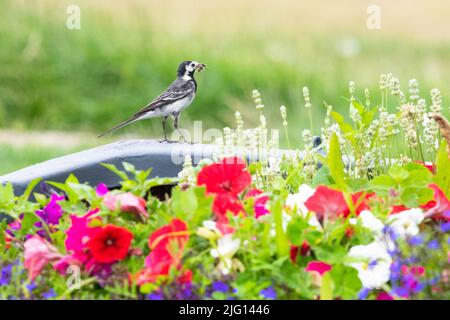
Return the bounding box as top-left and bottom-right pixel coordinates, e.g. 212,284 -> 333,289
96,183 -> 109,197
24,236 -> 63,281
246,189 -> 270,218
35,194 -> 65,226
305,261 -> 332,276
65,209 -> 100,253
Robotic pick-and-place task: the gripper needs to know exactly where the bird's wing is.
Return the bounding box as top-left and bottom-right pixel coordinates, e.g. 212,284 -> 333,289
98,79 -> 195,138
132,80 -> 196,118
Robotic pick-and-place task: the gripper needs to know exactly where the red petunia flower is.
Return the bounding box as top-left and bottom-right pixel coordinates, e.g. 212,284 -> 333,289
148,218 -> 189,252
304,185 -> 349,220
289,241 -> 310,263
138,219 -> 190,285
87,225 -> 133,264
212,193 -> 244,221
197,157 -> 252,195
390,205 -> 410,215
350,192 -> 375,216
424,184 -> 450,220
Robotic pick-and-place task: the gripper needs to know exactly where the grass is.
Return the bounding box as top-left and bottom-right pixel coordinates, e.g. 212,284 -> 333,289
0,0 -> 449,172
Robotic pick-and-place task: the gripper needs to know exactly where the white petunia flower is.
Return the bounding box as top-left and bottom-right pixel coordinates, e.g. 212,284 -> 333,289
346,242 -> 392,289
358,210 -> 385,235
210,234 -> 241,275
285,184 -> 321,228
387,208 -> 424,238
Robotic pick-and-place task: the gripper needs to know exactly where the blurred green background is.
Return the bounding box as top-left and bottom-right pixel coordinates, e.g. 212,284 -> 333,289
1,0 -> 449,174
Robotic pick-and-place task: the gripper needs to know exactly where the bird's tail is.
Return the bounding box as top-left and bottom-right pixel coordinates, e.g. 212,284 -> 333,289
98,117 -> 139,138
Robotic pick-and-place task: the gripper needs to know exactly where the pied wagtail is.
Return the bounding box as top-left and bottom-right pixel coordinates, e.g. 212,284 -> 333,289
98,60 -> 206,140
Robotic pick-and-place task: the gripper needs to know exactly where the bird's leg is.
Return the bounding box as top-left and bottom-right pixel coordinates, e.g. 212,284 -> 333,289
162,116 -> 168,142
173,113 -> 187,143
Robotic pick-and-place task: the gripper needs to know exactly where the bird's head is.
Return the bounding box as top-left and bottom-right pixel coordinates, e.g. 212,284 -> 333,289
177,61 -> 206,79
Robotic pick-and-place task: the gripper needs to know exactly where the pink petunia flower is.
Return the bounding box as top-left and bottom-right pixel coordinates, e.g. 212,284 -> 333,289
103,192 -> 148,219
24,236 -> 63,281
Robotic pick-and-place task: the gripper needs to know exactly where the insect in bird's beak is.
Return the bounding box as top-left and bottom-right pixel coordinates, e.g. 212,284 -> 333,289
196,63 -> 206,72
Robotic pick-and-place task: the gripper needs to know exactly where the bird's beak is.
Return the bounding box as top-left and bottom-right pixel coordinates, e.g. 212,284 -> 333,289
196,63 -> 206,72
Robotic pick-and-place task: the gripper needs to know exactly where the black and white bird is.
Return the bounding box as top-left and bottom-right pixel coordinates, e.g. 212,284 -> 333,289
98,60 -> 206,140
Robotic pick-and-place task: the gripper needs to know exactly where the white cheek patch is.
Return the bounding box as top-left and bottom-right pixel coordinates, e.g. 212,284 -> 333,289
185,63 -> 196,73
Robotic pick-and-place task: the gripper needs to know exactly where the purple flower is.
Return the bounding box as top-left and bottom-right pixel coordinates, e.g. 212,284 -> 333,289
427,239 -> 440,250
440,222 -> 450,233
383,226 -> 399,240
96,183 -> 109,197
212,281 -> 229,293
392,286 -> 409,298
444,211 -> 450,219
178,285 -> 193,299
357,288 -> 370,300
26,282 -> 37,292
147,292 -> 164,300
0,264 -> 13,286
35,194 -> 65,226
368,260 -> 378,269
409,235 -> 423,246
260,286 -> 276,300
42,289 -> 57,299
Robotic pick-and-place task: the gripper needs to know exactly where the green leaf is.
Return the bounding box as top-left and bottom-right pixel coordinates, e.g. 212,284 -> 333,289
20,211 -> 40,236
101,163 -> 129,181
0,182 -> 15,211
327,133 -> 347,191
329,264 -> 362,299
20,178 -> 42,201
122,162 -> 136,173
320,272 -> 334,300
273,197 -> 290,257
369,174 -> 396,193
171,187 -> 198,221
312,245 -> 347,264
67,182 -> 94,201
388,165 -> 409,182
286,217 -> 309,246
312,166 -> 332,187
434,141 -> 450,195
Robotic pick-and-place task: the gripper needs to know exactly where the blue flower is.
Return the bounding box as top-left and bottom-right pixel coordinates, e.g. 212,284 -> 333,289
440,222 -> 450,233
357,288 -> 370,300
147,292 -> 164,300
409,235 -> 423,246
260,286 -> 276,300
212,281 -> 229,293
0,264 -> 13,286
26,282 -> 37,292
427,239 -> 440,250
391,286 -> 408,298
42,289 -> 57,299
368,260 -> 378,269
383,226 -> 399,240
